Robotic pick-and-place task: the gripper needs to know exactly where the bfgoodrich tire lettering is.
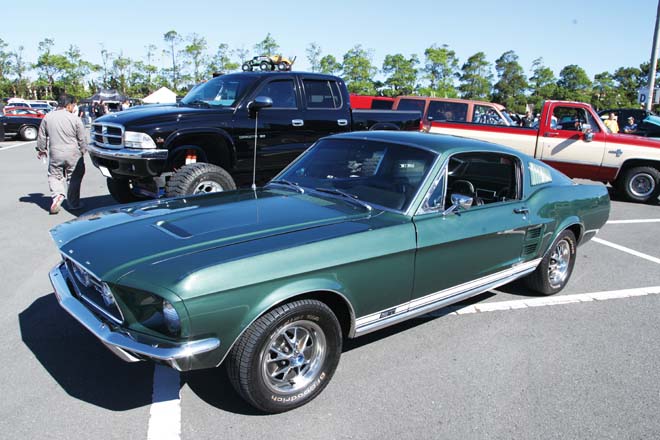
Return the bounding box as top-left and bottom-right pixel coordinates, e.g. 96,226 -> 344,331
165,162 -> 236,197
524,229 -> 577,295
226,299 -> 342,413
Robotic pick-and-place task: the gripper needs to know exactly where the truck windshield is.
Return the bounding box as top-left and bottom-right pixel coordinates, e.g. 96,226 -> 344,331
181,76 -> 257,107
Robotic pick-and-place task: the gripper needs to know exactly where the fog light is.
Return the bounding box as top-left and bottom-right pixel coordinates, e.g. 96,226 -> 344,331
101,283 -> 116,307
163,300 -> 181,335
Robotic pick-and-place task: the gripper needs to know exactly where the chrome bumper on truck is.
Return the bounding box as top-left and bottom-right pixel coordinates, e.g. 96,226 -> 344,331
49,263 -> 220,371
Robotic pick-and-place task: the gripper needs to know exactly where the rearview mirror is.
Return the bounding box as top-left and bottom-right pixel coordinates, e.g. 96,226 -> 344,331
248,96 -> 273,119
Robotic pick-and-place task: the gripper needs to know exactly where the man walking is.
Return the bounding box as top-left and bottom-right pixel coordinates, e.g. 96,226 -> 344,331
36,94 -> 87,214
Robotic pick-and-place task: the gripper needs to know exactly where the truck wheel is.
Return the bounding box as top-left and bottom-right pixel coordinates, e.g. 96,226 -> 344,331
20,125 -> 38,141
616,166 -> 660,203
241,62 -> 252,72
226,299 -> 342,413
277,62 -> 288,71
106,178 -> 149,204
260,60 -> 272,71
524,230 -> 576,295
165,163 -> 236,197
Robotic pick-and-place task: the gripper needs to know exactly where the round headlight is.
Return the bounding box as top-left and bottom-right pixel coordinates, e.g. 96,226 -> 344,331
72,263 -> 91,287
162,300 -> 181,335
101,283 -> 116,307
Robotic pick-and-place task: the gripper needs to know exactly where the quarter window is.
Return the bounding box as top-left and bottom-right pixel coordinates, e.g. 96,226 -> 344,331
472,105 -> 506,125
529,162 -> 553,186
426,101 -> 468,122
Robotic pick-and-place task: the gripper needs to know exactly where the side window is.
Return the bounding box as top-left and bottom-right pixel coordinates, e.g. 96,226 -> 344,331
552,106 -> 599,132
427,101 -> 468,122
260,79 -> 297,108
397,99 -> 426,113
303,79 -> 343,109
473,104 -> 506,125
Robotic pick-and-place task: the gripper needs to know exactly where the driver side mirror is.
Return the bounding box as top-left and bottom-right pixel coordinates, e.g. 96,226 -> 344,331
442,193 -> 473,216
248,96 -> 273,119
581,124 -> 594,142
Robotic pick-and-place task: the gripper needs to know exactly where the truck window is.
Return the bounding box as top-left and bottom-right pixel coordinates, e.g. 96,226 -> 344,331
259,79 -> 297,108
371,99 -> 394,110
473,105 -> 506,125
427,101 -> 468,122
397,99 -> 426,113
552,106 -> 600,132
303,79 -> 343,109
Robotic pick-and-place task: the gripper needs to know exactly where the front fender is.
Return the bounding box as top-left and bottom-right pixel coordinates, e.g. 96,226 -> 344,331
164,127 -> 237,166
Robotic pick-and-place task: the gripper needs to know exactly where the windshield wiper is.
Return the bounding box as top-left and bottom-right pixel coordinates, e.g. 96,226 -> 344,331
184,99 -> 210,107
268,179 -> 305,194
314,187 -> 372,211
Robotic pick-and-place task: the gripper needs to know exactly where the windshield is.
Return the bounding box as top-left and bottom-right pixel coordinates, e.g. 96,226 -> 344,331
277,138 -> 437,212
181,75 -> 257,107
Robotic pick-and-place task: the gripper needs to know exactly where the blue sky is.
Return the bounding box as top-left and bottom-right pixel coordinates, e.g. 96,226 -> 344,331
3,0 -> 659,80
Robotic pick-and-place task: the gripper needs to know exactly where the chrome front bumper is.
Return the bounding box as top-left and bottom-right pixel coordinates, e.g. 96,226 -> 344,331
87,143 -> 168,160
49,263 -> 220,371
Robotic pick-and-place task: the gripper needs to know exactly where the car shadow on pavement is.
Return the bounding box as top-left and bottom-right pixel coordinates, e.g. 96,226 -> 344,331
19,293 -> 154,411
182,368 -> 265,416
19,193 -> 118,216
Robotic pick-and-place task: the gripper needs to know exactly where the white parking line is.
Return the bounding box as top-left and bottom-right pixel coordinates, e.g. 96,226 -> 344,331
592,237 -> 660,265
0,141 -> 36,151
147,365 -> 181,440
607,219 -> 660,224
444,286 -> 660,315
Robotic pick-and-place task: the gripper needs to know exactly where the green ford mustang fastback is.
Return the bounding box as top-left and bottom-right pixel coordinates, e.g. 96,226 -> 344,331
49,131 -> 610,412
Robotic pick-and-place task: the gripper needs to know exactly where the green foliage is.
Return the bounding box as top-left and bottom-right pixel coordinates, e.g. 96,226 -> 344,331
556,64 -> 592,103
163,30 -> 182,90
493,50 -> 528,113
421,44 -> 459,97
254,33 -> 279,56
592,72 -> 619,109
528,58 -> 556,111
458,52 -> 492,100
613,66 -> 644,107
208,43 -> 239,75
319,55 -> 341,75
341,45 -> 377,95
183,34 -> 208,84
306,43 -> 322,72
381,53 -> 419,97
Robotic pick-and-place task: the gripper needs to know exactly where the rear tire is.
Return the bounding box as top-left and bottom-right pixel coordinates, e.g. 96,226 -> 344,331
165,163 -> 235,197
524,230 -> 577,295
241,62 -> 252,72
20,125 -> 38,141
226,299 -> 342,413
260,60 -> 272,71
616,166 -> 660,203
106,178 -> 149,204
277,62 -> 288,71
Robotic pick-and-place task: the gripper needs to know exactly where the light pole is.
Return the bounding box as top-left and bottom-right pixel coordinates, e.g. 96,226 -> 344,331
646,0 -> 660,111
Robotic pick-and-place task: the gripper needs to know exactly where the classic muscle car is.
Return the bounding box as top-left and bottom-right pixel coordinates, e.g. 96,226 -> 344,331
48,131 -> 610,412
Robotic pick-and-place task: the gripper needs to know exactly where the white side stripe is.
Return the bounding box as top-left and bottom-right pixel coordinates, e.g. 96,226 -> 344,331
606,219 -> 660,224
147,365 -> 181,440
592,237 -> 660,265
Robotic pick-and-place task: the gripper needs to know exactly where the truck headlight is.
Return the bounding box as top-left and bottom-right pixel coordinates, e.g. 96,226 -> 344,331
162,300 -> 181,335
124,131 -> 157,149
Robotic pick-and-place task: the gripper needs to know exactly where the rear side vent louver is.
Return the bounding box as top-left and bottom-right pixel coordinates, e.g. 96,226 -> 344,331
526,226 -> 542,240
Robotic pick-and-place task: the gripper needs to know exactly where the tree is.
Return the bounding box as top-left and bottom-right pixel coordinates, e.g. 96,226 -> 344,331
235,46 -> 249,64
34,38 -> 73,99
592,72 -> 618,110
0,38 -> 12,97
163,30 -> 182,90
306,42 -> 322,72
492,50 -> 528,112
209,43 -> 239,74
556,64 -> 592,103
458,51 -> 492,100
111,53 -> 132,95
421,44 -> 459,97
341,45 -> 377,95
381,53 -> 419,96
10,45 -> 30,97
319,55 -> 341,75
99,44 -> 114,88
613,66 -> 644,107
63,45 -> 93,99
528,58 -> 556,111
254,33 -> 279,56
183,34 -> 208,84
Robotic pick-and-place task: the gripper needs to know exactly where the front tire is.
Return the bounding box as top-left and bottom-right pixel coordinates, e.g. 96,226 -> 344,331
241,62 -> 253,72
525,230 -> 577,295
260,60 -> 272,71
165,162 -> 235,197
20,125 -> 38,141
226,300 -> 342,413
106,178 -> 149,204
616,166 -> 660,203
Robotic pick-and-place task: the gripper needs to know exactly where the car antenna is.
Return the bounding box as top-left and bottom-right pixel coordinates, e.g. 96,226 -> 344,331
247,96 -> 273,191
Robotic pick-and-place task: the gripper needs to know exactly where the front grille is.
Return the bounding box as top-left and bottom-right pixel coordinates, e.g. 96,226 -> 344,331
92,123 -> 124,148
64,258 -> 123,324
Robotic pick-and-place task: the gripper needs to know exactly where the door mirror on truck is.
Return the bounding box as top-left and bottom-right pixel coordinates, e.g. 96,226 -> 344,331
581,124 -> 594,142
248,96 -> 273,119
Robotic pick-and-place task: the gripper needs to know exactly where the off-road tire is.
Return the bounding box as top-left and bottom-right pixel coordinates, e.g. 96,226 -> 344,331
165,162 -> 235,197
525,230 -> 577,295
106,178 -> 148,204
241,62 -> 252,72
226,299 -> 342,413
259,60 -> 272,71
20,125 -> 38,141
616,166 -> 660,203
277,62 -> 288,71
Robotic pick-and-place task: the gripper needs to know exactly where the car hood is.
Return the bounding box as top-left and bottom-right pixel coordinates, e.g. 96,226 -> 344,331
94,104 -> 234,126
50,189 -> 374,282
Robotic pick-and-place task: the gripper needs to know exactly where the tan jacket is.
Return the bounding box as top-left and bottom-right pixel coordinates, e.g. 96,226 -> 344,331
36,109 -> 87,154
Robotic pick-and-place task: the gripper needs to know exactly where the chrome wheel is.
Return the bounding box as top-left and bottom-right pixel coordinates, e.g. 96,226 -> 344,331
260,321 -> 327,394
548,239 -> 571,288
22,126 -> 38,140
628,172 -> 656,198
193,180 -> 224,194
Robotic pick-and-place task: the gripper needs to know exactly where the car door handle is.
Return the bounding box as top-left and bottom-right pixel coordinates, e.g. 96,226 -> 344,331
513,207 -> 529,215
544,131 -> 559,137
292,119 -> 304,127
337,119 -> 348,126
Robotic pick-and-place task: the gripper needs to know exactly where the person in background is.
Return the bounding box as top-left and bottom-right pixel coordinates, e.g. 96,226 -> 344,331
623,116 -> 638,134
36,94 -> 87,214
604,112 -> 619,133
121,99 -> 130,111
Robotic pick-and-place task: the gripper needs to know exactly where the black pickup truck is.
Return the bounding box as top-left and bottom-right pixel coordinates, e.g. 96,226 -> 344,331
89,72 -> 421,202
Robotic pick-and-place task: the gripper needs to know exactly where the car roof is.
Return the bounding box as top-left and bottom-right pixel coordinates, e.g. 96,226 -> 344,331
327,131 -> 523,157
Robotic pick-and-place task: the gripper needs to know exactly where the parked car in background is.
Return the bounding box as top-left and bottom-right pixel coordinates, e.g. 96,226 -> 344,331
3,107 -> 45,118
1,113 -> 42,140
428,100 -> 660,203
393,96 -> 516,126
49,130 -> 609,413
349,94 -> 395,109
28,102 -> 53,113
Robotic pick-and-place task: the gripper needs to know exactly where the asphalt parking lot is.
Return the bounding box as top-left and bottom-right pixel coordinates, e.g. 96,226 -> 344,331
1,138 -> 659,440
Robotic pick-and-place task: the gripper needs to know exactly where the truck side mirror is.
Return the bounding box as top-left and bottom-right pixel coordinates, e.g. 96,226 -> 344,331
248,96 -> 273,119
582,124 -> 594,142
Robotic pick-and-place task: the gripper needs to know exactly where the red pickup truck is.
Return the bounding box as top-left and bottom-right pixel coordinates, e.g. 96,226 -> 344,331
428,100 -> 660,203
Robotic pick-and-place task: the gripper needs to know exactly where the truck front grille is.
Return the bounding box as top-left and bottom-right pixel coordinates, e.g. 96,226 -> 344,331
92,123 -> 124,148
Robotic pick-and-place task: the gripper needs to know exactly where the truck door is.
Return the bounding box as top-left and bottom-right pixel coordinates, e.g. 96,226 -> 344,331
300,78 -> 351,140
539,104 -> 607,179
235,75 -> 310,172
